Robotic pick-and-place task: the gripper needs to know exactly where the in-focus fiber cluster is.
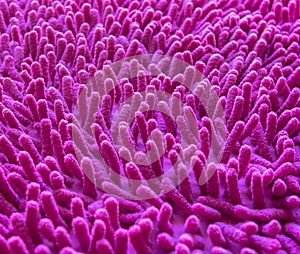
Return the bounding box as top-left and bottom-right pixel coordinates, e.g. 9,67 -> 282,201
0,0 -> 300,253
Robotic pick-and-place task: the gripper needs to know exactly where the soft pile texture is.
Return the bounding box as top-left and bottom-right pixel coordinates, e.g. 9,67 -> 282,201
0,0 -> 300,254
